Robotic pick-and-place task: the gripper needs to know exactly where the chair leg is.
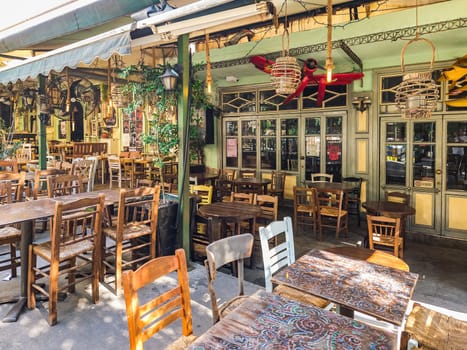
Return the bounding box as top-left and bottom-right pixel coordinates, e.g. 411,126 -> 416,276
10,243 -> 18,278
48,260 -> 59,326
27,246 -> 36,310
115,240 -> 123,295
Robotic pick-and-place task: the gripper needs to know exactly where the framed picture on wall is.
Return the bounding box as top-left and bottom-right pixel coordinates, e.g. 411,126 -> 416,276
58,120 -> 67,139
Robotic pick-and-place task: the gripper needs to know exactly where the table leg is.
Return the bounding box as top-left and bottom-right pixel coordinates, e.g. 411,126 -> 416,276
337,304 -> 354,319
2,220 -> 32,323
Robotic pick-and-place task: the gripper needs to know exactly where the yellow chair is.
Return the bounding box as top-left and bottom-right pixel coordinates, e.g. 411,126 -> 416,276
190,184 -> 213,206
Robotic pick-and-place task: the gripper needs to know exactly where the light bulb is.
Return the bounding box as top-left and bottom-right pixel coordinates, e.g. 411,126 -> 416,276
325,57 -> 334,83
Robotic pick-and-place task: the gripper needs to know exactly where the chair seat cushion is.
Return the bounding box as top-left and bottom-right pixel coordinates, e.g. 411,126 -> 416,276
273,284 -> 330,309
104,223 -> 151,241
165,334 -> 198,350
219,295 -> 249,319
33,240 -> 94,262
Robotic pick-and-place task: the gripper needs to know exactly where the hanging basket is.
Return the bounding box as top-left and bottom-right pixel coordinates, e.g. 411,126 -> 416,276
395,37 -> 439,119
111,86 -> 130,108
270,56 -> 302,95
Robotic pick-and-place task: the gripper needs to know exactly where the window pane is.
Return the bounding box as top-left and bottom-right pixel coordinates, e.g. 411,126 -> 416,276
281,137 -> 298,172
386,122 -> 407,142
261,138 -> 276,169
386,144 -> 406,185
326,136 -> 342,182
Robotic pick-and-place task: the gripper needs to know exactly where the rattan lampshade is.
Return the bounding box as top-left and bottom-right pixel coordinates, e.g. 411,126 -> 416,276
270,56 -> 302,95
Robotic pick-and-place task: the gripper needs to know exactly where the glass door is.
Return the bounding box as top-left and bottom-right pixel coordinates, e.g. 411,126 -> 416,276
381,117 -> 442,234
303,114 -> 345,184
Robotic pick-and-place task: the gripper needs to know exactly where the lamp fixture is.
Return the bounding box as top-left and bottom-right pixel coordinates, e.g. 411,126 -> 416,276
395,0 -> 439,119
325,0 -> 334,83
270,0 -> 301,95
352,96 -> 371,112
160,64 -> 179,91
23,87 -> 37,111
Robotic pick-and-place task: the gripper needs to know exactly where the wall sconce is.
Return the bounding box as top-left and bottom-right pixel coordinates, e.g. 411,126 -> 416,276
352,96 -> 371,112
23,88 -> 37,111
160,65 -> 179,91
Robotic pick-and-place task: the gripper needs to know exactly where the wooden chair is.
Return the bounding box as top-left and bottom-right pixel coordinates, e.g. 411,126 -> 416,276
122,249 -> 196,350
190,184 -> 213,206
188,176 -> 198,186
161,181 -> 174,194
259,217 -> 330,309
0,181 -> 21,278
253,194 -> 278,267
318,188 -> 348,239
0,159 -> 19,173
190,214 -> 215,261
47,174 -> 83,197
108,155 -> 122,189
239,169 -> 256,178
293,186 -> 321,238
367,215 -> 404,258
28,194 -> 105,325
205,233 -> 254,324
268,171 -> 286,201
310,173 -> 333,183
343,176 -> 363,226
229,191 -> 254,204
32,168 -> 66,199
121,158 -> 135,188
221,168 -> 236,180
101,186 -> 161,295
0,171 -> 26,202
400,302 -> 467,350
385,191 -> 410,204
135,178 -> 153,187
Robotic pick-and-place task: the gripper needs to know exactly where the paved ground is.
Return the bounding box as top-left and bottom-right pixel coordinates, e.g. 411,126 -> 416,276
1,202 -> 466,349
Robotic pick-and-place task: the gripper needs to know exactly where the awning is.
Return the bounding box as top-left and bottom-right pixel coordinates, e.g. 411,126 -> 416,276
0,31 -> 131,84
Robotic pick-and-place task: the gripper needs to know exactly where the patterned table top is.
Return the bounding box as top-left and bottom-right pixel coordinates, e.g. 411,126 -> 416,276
272,249 -> 419,325
188,290 -> 396,349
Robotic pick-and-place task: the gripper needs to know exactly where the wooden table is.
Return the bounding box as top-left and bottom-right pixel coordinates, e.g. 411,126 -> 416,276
233,177 -> 271,194
305,181 -> 356,193
190,172 -> 219,185
272,247 -> 418,326
188,289 -> 396,349
363,200 -> 415,218
0,188 -> 119,322
198,201 -> 261,237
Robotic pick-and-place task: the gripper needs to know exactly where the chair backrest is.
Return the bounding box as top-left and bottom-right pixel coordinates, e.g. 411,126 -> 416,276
259,217 -> 295,292
47,174 -> 83,197
367,215 -> 402,255
116,187 -> 160,249
343,176 -> 363,200
122,249 -> 193,350
230,191 -> 254,204
293,186 -> 319,212
0,171 -> 26,202
270,171 -> 286,192
385,191 -> 410,204
33,168 -> 66,199
239,169 -> 256,178
188,176 -> 198,186
0,159 -> 19,173
254,194 -> 278,226
222,169 -> 236,181
191,214 -> 214,261
0,180 -> 13,204
51,194 -> 104,270
73,158 -> 97,192
205,233 -> 254,323
135,178 -> 153,187
190,184 -> 213,205
108,155 -> 121,170
161,182 -> 173,194
318,187 -> 345,210
310,173 -> 333,183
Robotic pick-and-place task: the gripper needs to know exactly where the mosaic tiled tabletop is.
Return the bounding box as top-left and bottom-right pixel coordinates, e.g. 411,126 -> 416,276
189,290 -> 396,350
272,249 -> 419,325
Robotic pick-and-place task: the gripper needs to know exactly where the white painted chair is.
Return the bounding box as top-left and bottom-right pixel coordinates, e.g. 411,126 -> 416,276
259,216 -> 331,309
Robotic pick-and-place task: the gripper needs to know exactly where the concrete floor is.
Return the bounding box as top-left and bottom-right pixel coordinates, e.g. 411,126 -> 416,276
1,199 -> 466,349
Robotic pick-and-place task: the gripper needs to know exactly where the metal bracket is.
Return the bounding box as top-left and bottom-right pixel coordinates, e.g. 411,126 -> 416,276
338,40 -> 363,87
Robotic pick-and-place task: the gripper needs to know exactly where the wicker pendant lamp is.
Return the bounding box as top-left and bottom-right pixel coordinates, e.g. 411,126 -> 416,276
270,0 -> 301,95
395,1 -> 439,119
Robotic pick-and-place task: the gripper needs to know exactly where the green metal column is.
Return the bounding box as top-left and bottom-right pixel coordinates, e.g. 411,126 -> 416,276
38,75 -> 48,170
177,34 -> 191,259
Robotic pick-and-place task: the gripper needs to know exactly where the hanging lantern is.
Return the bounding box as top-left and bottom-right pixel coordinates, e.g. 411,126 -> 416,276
111,85 -> 130,108
395,2 -> 439,119
270,0 -> 301,95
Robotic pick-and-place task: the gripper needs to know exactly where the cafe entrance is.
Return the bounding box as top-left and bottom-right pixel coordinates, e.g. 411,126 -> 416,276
380,116 -> 467,239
